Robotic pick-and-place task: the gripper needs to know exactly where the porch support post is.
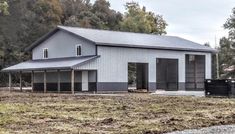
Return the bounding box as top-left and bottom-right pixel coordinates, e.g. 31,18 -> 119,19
19,71 -> 22,92
71,69 -> 75,94
57,69 -> 60,93
31,71 -> 34,92
179,56 -> 186,91
44,70 -> 47,93
8,72 -> 12,92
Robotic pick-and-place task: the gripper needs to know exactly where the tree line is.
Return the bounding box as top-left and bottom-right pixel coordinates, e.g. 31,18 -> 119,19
217,8 -> 235,78
0,0 -> 167,86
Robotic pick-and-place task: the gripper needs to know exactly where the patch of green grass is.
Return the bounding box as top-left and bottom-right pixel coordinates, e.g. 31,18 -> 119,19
0,103 -> 31,126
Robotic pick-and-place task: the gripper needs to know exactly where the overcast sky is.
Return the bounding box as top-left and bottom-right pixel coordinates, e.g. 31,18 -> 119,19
92,0 -> 235,48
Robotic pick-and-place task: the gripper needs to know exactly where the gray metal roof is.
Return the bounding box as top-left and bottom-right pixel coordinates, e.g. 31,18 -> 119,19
58,26 -> 216,53
1,55 -> 99,72
27,26 -> 216,53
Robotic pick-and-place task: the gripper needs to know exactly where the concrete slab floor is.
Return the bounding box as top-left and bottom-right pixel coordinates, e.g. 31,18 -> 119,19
152,90 -> 205,97
75,93 -> 126,97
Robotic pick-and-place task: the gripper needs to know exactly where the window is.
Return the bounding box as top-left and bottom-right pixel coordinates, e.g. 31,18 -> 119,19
76,45 -> 82,56
43,48 -> 48,59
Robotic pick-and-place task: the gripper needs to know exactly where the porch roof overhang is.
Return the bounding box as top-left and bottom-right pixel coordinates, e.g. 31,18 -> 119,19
1,55 -> 100,72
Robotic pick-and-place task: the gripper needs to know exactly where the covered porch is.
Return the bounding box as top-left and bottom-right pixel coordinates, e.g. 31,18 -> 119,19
1,56 -> 99,94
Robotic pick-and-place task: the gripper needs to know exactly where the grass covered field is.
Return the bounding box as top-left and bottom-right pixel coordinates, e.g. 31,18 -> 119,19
0,91 -> 235,134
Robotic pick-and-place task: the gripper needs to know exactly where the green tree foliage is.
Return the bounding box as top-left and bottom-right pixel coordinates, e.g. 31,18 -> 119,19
120,2 -> 167,35
0,0 -> 8,59
0,0 -> 9,15
61,0 -> 94,27
18,0 -> 63,49
128,63 -> 137,85
217,8 -> 235,78
92,0 -> 122,30
61,0 -> 122,30
224,8 -> 235,37
218,37 -> 235,78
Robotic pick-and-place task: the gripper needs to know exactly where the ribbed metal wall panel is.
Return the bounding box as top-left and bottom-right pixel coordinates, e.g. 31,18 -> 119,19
32,30 -> 96,60
76,46 -> 212,83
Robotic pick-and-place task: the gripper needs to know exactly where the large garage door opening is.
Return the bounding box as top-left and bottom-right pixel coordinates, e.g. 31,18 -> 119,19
156,58 -> 178,91
128,63 -> 149,91
186,55 -> 205,91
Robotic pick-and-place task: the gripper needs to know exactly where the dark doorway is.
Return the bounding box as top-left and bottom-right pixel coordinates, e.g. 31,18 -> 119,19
128,63 -> 149,91
186,55 -> 205,91
156,59 -> 178,91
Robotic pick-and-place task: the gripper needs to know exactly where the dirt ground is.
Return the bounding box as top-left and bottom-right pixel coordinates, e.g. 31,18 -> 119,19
0,91 -> 235,134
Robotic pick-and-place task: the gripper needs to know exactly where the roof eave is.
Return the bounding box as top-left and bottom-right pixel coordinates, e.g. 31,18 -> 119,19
1,55 -> 100,72
96,42 -> 217,53
1,67 -> 72,73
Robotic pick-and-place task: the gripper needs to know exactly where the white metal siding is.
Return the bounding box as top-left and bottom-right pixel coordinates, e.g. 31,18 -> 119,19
82,71 -> 89,91
205,53 -> 212,79
76,46 -> 212,83
32,30 -> 96,60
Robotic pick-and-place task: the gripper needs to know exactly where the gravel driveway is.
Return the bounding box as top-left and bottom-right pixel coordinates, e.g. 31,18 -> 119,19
166,125 -> 235,134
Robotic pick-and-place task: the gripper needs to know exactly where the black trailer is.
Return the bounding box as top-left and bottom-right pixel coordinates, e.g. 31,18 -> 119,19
205,79 -> 235,97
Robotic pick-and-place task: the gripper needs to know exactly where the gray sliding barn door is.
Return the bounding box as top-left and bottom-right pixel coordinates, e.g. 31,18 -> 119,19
156,59 -> 178,91
186,55 -> 205,91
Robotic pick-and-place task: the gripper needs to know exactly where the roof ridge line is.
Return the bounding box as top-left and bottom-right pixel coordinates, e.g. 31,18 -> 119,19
57,25 -> 177,37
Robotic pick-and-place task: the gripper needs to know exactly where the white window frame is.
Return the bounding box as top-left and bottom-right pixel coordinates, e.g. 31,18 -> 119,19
76,44 -> 82,56
43,48 -> 48,59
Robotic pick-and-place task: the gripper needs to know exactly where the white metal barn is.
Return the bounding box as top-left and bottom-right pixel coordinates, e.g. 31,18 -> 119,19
2,26 -> 216,93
